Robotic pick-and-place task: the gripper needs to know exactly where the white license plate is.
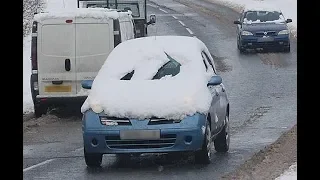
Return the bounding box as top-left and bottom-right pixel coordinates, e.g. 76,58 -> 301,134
258,36 -> 274,42
120,130 -> 160,140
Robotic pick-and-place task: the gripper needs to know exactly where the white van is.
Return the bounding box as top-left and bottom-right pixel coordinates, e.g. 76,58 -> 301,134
30,8 -> 135,117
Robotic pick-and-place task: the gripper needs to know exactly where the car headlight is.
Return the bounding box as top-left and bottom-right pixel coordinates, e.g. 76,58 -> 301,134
278,30 -> 289,35
100,117 -> 118,126
91,104 -> 103,114
241,31 -> 253,36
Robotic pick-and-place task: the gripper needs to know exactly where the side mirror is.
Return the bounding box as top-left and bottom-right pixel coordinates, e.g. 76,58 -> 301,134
81,80 -> 93,90
233,20 -> 241,24
286,19 -> 292,23
147,14 -> 156,25
207,75 -> 222,86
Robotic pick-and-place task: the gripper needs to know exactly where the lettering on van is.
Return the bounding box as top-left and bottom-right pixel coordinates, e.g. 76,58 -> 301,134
42,77 -> 60,81
83,76 -> 95,80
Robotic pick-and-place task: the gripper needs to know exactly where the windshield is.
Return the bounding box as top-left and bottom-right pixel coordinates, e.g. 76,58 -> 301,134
120,52 -> 181,80
243,11 -> 285,23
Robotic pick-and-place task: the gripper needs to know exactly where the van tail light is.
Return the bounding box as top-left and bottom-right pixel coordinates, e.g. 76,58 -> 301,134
31,21 -> 38,70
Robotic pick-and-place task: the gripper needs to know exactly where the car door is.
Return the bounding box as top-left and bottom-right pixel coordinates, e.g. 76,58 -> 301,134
201,52 -> 220,134
237,11 -> 244,38
37,17 -> 77,97
202,52 -> 227,130
74,17 -> 114,96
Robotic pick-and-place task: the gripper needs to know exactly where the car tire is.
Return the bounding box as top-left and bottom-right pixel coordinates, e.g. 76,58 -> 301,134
194,119 -> 212,164
214,114 -> 230,152
34,103 -> 47,118
84,148 -> 102,168
239,47 -> 246,54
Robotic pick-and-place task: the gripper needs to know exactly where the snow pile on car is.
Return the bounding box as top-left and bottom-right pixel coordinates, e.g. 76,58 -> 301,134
81,36 -> 216,120
34,8 -> 132,22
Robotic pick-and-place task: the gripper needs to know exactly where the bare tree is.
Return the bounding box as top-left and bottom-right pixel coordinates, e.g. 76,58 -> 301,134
23,0 -> 46,37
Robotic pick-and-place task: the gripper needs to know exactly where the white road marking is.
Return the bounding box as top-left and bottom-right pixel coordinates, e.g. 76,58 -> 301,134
159,8 -> 168,13
23,159 -> 55,172
186,28 -> 194,35
147,4 -> 159,8
178,20 -> 186,27
172,15 -> 178,19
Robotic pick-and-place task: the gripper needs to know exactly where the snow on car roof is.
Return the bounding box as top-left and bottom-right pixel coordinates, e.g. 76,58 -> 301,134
244,7 -> 281,13
81,36 -> 216,120
34,8 -> 132,22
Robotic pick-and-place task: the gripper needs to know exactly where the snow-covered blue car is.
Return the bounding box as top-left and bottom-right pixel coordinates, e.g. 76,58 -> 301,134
234,9 -> 292,53
80,36 -> 230,167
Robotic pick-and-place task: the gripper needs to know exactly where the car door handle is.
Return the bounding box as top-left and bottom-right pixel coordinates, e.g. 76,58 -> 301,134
65,59 -> 71,71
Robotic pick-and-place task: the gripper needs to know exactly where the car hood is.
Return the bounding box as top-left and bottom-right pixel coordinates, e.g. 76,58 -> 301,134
81,77 -> 213,120
242,23 -> 287,32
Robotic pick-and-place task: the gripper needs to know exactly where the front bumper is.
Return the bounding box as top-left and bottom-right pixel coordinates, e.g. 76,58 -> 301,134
82,110 -> 207,154
240,35 -> 290,49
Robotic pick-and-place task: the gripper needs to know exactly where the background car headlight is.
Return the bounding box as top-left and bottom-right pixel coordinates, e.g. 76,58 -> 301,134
278,30 -> 289,35
241,31 -> 253,36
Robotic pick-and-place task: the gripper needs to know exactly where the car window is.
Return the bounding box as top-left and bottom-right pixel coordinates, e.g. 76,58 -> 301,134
202,52 -> 216,73
244,10 -> 284,23
152,53 -> 181,80
202,56 -> 208,71
120,52 -> 181,80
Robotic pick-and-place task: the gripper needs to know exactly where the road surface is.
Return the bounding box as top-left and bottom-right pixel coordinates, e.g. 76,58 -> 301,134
23,0 -> 297,179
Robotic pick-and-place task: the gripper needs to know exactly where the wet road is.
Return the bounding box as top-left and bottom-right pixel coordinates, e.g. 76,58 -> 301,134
23,0 -> 297,179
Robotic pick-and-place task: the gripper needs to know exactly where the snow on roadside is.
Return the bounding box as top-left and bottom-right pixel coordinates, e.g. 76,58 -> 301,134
23,0 -> 77,113
23,35 -> 33,113
275,162 -> 297,180
208,0 -> 297,38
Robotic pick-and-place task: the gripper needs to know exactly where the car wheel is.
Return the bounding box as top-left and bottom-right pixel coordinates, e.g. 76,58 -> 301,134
34,103 -> 47,118
84,148 -> 102,168
214,114 -> 230,152
195,119 -> 212,164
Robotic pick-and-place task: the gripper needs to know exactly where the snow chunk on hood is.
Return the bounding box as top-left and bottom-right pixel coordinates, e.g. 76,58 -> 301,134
81,36 -> 215,120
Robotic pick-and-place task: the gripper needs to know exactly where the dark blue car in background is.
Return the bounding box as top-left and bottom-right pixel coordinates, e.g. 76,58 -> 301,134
234,9 -> 292,53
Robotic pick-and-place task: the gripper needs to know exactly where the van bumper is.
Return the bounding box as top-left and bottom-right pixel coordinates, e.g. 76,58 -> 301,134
35,96 -> 87,106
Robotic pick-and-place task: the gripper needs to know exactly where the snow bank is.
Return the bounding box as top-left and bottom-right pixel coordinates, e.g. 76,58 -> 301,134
81,36 -> 215,120
209,0 -> 297,38
23,35 -> 34,113
275,162 -> 297,180
34,8 -> 132,22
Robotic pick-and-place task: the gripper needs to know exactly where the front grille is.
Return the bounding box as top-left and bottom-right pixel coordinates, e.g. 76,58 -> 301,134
105,134 -> 177,149
255,31 -> 276,37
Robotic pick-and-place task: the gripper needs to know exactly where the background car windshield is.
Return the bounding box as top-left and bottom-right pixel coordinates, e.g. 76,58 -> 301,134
244,11 -> 284,23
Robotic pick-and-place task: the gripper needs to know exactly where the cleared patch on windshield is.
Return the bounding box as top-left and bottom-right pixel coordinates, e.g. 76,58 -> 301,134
120,52 -> 181,80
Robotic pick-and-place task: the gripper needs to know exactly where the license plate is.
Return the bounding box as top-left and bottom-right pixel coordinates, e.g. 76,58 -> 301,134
120,130 -> 160,140
45,85 -> 72,92
257,36 -> 274,42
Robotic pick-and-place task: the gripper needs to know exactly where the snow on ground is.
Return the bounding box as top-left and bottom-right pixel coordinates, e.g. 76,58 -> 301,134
23,0 -> 77,113
275,162 -> 297,180
209,0 -> 297,37
23,36 -> 33,113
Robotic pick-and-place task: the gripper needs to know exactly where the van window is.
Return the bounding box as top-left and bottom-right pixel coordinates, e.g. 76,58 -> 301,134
41,24 -> 74,56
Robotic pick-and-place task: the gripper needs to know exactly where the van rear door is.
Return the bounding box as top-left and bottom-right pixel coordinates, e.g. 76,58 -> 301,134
74,17 -> 114,96
37,18 -> 77,97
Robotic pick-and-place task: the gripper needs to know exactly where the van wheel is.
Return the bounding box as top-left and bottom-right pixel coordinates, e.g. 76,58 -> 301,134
34,104 -> 47,118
